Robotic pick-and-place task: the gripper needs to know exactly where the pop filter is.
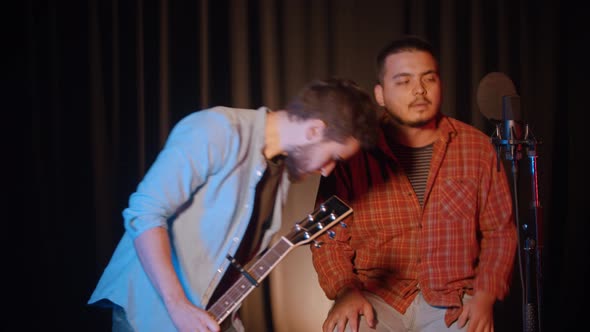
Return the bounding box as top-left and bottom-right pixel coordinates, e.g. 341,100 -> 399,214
476,72 -> 518,121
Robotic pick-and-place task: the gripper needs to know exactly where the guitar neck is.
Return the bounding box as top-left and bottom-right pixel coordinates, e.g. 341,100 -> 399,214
206,195 -> 352,325
207,237 -> 294,323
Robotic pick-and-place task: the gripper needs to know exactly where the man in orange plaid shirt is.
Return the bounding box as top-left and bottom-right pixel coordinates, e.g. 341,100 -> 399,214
311,35 -> 517,332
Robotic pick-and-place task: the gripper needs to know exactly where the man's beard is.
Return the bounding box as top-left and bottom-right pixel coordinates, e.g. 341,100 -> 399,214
383,108 -> 436,128
284,144 -> 313,182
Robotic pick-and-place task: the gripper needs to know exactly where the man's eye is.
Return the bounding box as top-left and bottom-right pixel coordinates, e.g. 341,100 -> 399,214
423,74 -> 437,82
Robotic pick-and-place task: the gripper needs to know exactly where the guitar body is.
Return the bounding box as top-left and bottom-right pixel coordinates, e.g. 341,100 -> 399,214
207,195 -> 353,324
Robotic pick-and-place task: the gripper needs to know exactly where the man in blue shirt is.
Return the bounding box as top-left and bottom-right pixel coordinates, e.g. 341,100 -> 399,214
88,78 -> 378,332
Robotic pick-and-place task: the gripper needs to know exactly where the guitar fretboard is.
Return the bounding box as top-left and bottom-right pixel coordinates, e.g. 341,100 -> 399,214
208,238 -> 292,322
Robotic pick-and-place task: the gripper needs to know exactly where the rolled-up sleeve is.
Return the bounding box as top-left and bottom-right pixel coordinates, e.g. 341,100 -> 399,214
123,112 -> 230,239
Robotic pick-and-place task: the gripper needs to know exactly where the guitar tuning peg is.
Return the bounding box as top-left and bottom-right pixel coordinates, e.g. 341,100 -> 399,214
327,230 -> 336,239
339,221 -> 347,228
313,240 -> 323,248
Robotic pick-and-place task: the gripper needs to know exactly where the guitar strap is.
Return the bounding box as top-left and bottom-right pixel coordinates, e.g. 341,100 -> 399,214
207,155 -> 285,308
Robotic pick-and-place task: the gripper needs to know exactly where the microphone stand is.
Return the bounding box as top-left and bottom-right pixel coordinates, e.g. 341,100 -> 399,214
491,123 -> 543,332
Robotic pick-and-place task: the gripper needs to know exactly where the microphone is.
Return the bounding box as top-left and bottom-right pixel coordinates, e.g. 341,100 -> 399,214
502,94 -> 522,161
476,72 -> 523,162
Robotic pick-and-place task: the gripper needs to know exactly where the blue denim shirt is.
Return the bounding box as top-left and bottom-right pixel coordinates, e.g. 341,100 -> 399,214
88,106 -> 290,331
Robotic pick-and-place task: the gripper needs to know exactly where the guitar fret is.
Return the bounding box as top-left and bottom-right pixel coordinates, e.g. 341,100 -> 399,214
208,238 -> 292,321
209,275 -> 255,319
250,239 -> 291,278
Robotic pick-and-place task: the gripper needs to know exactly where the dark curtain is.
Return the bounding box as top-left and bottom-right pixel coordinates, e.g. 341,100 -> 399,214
24,0 -> 586,331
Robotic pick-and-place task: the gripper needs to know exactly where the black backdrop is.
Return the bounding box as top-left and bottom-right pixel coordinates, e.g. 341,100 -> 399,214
18,0 -> 588,331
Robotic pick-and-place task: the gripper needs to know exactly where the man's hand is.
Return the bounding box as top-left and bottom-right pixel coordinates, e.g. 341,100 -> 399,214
322,288 -> 376,332
457,291 -> 496,332
166,298 -> 221,332
134,228 -> 220,331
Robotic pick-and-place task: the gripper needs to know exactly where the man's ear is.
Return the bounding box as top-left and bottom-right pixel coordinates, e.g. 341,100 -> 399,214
304,119 -> 327,143
374,84 -> 385,106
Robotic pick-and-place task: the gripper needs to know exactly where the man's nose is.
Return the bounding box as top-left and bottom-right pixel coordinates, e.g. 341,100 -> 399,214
413,81 -> 426,95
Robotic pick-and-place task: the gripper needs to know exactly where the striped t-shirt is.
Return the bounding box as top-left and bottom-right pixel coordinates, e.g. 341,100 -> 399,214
389,143 -> 433,206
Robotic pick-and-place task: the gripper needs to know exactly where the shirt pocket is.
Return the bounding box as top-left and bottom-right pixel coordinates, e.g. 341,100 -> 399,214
437,177 -> 478,222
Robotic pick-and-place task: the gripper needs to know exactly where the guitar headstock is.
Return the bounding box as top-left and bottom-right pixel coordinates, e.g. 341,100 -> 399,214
284,195 -> 353,247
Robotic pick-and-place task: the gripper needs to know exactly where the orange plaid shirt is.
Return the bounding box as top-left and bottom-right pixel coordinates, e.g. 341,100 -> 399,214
311,116 -> 517,327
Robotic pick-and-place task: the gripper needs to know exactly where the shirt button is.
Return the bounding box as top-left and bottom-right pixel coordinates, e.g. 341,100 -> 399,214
256,170 -> 263,177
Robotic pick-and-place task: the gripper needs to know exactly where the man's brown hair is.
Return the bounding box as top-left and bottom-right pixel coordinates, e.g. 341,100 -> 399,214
285,78 -> 378,148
